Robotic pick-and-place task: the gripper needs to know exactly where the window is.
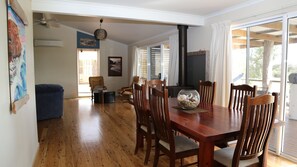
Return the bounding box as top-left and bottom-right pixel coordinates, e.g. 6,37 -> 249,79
137,43 -> 169,83
232,21 -> 282,95
137,48 -> 148,79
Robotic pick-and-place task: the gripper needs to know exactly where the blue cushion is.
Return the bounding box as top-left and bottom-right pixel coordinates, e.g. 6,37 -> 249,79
35,84 -> 64,121
35,84 -> 64,93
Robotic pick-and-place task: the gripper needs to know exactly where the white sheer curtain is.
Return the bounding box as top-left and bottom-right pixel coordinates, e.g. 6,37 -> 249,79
130,46 -> 139,83
209,21 -> 232,107
168,34 -> 179,86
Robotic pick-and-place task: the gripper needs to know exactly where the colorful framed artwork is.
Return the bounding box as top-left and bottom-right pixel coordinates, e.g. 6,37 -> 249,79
108,57 -> 122,76
7,0 -> 29,113
80,38 -> 97,47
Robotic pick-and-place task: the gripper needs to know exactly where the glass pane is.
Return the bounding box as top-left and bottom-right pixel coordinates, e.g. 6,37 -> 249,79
162,44 -> 170,85
283,17 -> 297,158
232,28 -> 247,84
248,22 -> 282,96
150,45 -> 161,80
138,48 -> 147,79
248,21 -> 282,150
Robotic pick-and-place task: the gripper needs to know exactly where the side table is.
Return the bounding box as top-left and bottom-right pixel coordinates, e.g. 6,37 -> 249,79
94,90 -> 115,103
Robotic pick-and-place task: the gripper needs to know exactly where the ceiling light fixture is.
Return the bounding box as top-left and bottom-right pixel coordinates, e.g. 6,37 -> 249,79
94,18 -> 107,40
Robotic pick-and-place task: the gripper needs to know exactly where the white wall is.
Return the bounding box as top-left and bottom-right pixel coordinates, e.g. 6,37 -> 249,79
187,0 -> 297,52
100,39 -> 129,92
188,26 -> 211,52
0,0 -> 39,166
34,24 -> 78,98
34,25 -> 129,97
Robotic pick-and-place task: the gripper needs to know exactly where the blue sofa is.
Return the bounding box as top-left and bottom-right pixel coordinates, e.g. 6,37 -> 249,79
35,84 -> 64,121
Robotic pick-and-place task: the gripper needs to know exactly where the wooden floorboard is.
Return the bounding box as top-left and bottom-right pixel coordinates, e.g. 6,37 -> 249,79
33,97 -> 297,167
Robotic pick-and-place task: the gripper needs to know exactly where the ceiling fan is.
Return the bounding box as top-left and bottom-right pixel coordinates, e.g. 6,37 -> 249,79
34,13 -> 60,28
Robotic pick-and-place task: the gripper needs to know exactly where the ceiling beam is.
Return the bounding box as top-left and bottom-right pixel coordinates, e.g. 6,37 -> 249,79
233,29 -> 282,43
233,29 -> 297,43
32,0 -> 204,26
260,22 -> 297,34
232,38 -> 263,47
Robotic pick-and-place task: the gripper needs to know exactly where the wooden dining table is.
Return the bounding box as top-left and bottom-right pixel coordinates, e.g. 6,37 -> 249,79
167,98 -> 243,167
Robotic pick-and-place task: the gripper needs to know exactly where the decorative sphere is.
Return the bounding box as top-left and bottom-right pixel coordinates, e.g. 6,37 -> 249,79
177,89 -> 200,109
94,29 -> 107,40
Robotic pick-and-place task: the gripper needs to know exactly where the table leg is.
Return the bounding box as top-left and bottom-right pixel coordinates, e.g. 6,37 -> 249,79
199,141 -> 214,167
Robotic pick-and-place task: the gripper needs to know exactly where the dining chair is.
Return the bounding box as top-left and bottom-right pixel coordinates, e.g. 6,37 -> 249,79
149,87 -> 199,167
214,92 -> 278,167
228,83 -> 257,111
145,79 -> 166,99
145,79 -> 166,90
216,83 -> 257,148
198,80 -> 216,105
132,83 -> 155,165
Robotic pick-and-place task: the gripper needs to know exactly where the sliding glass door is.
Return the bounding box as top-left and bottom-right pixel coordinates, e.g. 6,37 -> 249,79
282,17 -> 297,159
232,20 -> 285,155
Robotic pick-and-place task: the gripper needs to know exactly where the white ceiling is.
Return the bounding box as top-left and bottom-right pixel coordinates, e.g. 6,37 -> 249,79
40,14 -> 177,45
64,0 -> 256,16
32,0 -> 263,45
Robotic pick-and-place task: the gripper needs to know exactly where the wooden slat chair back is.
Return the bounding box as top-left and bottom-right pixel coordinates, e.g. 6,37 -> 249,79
198,80 -> 216,105
214,93 -> 278,167
149,87 -> 199,167
133,83 -> 149,127
145,79 -> 166,90
149,87 -> 172,145
235,93 -> 278,165
228,83 -> 257,111
145,79 -> 166,99
132,83 -> 154,165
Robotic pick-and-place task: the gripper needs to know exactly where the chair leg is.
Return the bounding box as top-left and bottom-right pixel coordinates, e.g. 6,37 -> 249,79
134,130 -> 140,154
170,157 -> 175,167
144,135 -> 152,165
153,140 -> 160,167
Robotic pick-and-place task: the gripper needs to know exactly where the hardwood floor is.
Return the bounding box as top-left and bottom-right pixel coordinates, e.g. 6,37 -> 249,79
34,98 -> 297,167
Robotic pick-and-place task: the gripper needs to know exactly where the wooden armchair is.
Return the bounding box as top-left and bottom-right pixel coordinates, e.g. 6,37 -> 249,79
89,76 -> 107,99
118,76 -> 140,102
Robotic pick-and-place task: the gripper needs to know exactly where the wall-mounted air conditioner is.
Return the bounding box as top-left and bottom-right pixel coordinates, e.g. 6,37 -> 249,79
34,39 -> 64,47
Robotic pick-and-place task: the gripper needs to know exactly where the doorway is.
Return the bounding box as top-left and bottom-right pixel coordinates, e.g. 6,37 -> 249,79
77,49 -> 99,97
